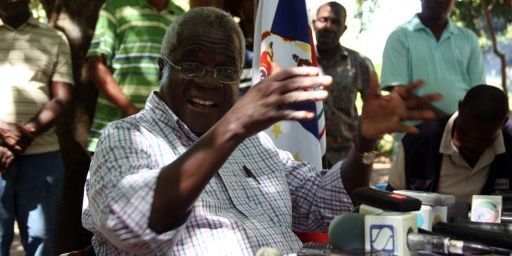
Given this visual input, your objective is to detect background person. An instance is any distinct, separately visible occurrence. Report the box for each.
[381,0,484,116]
[387,85,512,203]
[0,0,73,254]
[86,0,184,151]
[313,1,377,167]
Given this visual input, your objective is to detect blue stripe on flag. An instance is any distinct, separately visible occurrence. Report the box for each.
[288,102,320,139]
[270,0,310,44]
[270,0,320,139]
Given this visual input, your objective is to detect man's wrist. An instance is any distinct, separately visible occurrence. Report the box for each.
[355,122,378,164]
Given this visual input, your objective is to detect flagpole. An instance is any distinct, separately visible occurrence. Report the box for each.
[254,0,259,21]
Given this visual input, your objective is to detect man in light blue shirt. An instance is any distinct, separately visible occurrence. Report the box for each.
[381,0,484,116]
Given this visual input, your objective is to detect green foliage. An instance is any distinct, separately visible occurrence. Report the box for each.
[452,0,512,42]
[174,0,190,10]
[354,0,380,33]
[377,134,394,158]
[29,0,46,22]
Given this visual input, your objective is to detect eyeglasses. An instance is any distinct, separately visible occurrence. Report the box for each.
[162,56,239,84]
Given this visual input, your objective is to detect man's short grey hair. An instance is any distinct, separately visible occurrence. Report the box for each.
[161,7,245,70]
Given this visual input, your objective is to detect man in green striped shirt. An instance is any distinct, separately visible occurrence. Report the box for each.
[87,0,184,151]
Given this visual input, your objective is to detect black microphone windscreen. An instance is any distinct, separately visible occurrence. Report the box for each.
[351,187,421,212]
[328,213,365,251]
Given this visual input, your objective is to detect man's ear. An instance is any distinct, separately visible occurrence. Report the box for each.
[340,25,347,36]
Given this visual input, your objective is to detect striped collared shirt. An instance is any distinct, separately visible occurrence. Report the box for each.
[0,16,73,154]
[86,0,184,151]
[82,92,353,255]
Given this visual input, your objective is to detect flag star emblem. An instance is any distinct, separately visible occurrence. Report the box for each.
[271,123,283,139]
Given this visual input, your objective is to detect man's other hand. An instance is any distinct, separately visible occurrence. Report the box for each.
[361,80,443,140]
[0,121,33,154]
[0,146,15,173]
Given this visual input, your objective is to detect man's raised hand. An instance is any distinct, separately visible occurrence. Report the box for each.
[361,78,443,140]
[223,65,332,139]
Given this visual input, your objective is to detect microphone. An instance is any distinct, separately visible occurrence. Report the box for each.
[393,190,455,207]
[432,221,512,250]
[328,212,512,255]
[470,195,503,223]
[351,187,421,212]
[328,213,365,252]
[255,247,283,256]
[406,232,511,255]
[451,217,512,233]
[393,190,455,231]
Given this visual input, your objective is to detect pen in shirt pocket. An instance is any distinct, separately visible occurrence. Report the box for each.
[243,165,261,185]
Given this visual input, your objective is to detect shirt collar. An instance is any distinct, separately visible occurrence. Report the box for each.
[440,112,506,155]
[410,14,458,36]
[136,0,177,14]
[338,45,349,57]
[318,44,348,63]
[0,16,39,29]
[144,92,199,143]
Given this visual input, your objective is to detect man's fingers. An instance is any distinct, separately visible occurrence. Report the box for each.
[415,93,443,104]
[270,66,321,81]
[393,123,420,134]
[403,110,436,121]
[8,145,22,155]
[404,80,424,91]
[278,75,332,93]
[403,93,443,109]
[393,80,424,98]
[280,90,328,104]
[278,109,316,121]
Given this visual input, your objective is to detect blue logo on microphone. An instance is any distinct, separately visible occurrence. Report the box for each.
[369,224,395,253]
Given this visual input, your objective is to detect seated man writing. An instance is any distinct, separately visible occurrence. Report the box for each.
[82,7,439,255]
[388,85,512,203]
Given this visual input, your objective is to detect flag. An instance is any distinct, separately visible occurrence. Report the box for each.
[252,0,326,169]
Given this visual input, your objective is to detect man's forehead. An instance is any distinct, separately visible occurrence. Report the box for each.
[318,4,346,19]
[173,39,238,63]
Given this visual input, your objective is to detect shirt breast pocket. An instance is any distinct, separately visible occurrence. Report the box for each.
[218,160,292,225]
[29,57,54,86]
[218,169,267,218]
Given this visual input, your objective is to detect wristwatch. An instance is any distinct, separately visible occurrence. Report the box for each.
[361,150,378,165]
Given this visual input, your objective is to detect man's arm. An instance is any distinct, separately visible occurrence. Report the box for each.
[387,143,407,191]
[148,66,332,234]
[0,81,71,160]
[341,78,442,198]
[23,81,72,138]
[88,57,140,117]
[466,31,485,86]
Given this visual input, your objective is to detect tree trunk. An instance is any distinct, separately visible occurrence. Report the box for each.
[481,0,508,92]
[39,0,105,253]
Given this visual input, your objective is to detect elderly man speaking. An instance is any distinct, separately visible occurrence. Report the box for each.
[82,7,440,255]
